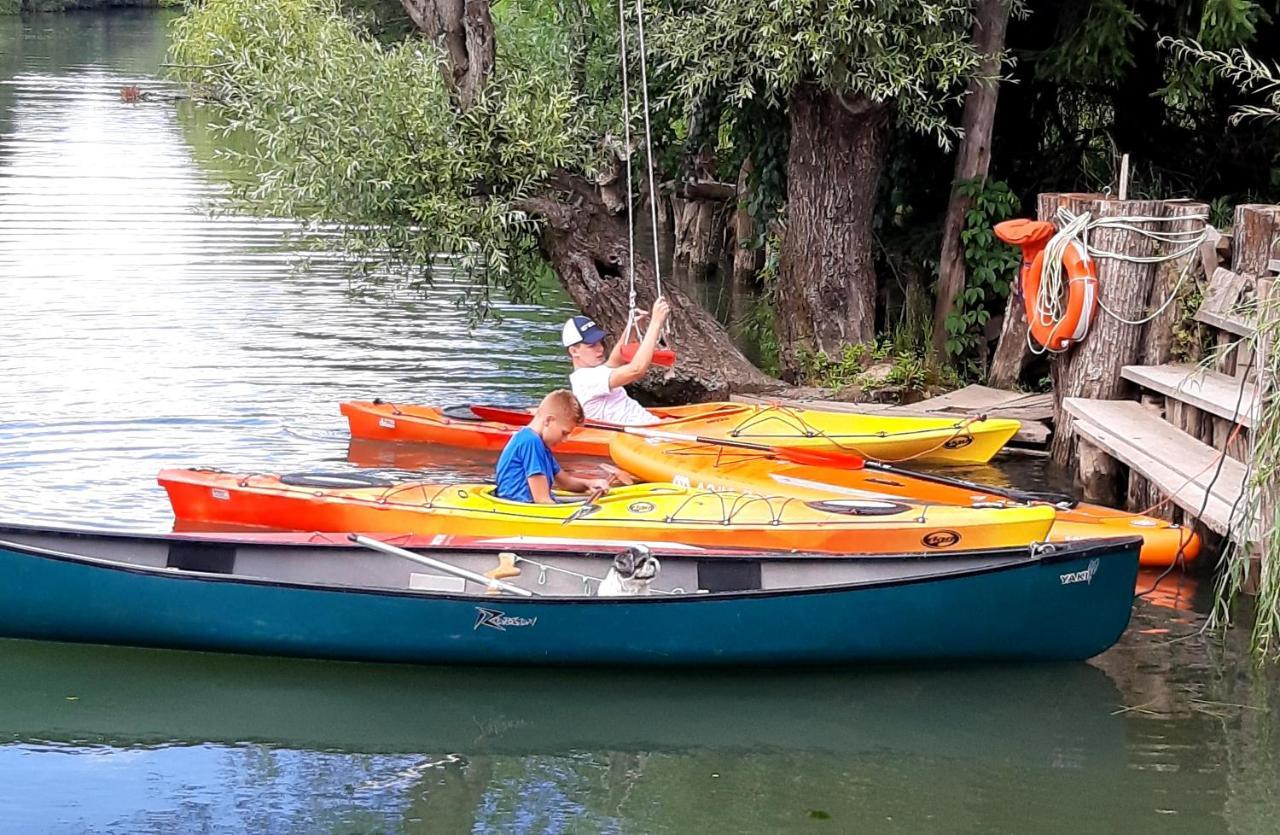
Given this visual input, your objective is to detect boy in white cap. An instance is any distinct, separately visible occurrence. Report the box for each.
[562,298,670,425]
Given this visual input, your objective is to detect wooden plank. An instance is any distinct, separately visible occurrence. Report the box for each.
[1120,363,1258,428]
[1062,398,1251,536]
[1195,267,1257,336]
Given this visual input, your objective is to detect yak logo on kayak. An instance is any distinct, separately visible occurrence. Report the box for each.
[922,529,961,549]
[943,435,974,450]
[378,417,396,429]
[474,607,537,632]
[1059,558,1101,586]
[628,501,656,514]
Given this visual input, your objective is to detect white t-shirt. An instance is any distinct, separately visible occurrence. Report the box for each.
[569,365,660,425]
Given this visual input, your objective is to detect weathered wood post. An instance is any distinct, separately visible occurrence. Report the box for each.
[1049,198,1166,506]
[1128,199,1210,515]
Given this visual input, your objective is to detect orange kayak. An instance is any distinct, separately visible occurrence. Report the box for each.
[341,400,1019,464]
[158,468,1057,556]
[608,434,1199,568]
[340,401,752,456]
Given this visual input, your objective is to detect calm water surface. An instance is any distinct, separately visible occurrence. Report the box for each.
[1,10,1277,834]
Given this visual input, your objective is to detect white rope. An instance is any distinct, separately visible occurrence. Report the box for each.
[616,0,639,343]
[1028,207,1209,355]
[633,0,663,305]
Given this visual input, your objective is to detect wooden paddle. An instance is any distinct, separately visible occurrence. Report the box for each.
[469,405,866,470]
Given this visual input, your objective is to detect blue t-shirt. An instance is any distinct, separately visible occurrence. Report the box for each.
[494,427,561,502]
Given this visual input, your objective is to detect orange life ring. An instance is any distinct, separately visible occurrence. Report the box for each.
[994,219,1098,351]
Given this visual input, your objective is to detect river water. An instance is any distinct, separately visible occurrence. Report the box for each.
[1,9,1277,834]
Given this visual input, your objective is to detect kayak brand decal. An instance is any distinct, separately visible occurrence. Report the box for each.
[474,607,537,631]
[378,417,396,429]
[921,529,961,549]
[670,474,740,494]
[943,435,974,450]
[628,501,655,514]
[1059,558,1101,586]
[211,488,230,501]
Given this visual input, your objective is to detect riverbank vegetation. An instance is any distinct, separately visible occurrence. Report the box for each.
[170,0,1279,393]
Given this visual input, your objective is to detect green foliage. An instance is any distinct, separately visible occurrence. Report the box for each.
[1212,288,1280,657]
[942,179,1020,380]
[1164,37,1280,124]
[796,340,959,395]
[170,0,611,313]
[652,0,982,150]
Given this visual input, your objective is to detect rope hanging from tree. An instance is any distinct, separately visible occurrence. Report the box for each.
[615,0,675,366]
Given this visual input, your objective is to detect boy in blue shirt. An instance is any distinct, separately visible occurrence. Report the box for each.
[495,389,612,503]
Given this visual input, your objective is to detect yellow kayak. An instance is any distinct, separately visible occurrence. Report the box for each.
[608,433,1200,567]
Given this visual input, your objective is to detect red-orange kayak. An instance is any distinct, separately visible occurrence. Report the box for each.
[340,400,751,456]
[158,468,1058,556]
[341,400,1020,464]
[608,433,1200,568]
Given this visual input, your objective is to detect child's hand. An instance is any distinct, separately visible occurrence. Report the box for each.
[650,298,671,328]
[583,478,612,494]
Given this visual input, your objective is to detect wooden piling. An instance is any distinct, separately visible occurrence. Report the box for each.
[1049,197,1166,465]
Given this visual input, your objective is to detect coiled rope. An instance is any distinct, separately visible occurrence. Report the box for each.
[1030,207,1209,355]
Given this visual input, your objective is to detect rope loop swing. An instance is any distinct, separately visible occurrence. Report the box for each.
[615,0,675,367]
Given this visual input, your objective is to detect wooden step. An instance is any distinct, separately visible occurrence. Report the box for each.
[1062,398,1252,536]
[1120,363,1258,428]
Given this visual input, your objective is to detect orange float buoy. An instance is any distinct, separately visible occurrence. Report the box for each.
[995,219,1099,351]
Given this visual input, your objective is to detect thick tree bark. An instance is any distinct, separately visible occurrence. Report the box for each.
[400,0,494,110]
[931,0,1011,361]
[520,176,775,403]
[776,86,888,379]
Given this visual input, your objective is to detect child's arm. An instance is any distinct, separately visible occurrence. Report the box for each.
[554,471,610,494]
[607,298,671,386]
[526,473,555,503]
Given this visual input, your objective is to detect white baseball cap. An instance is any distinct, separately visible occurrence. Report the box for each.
[561,315,607,347]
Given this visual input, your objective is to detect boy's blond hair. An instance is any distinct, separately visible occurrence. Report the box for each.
[538,389,585,425]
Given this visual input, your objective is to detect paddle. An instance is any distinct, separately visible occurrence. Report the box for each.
[350,534,535,597]
[469,405,866,470]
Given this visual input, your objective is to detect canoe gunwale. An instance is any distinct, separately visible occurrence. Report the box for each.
[0,532,1143,606]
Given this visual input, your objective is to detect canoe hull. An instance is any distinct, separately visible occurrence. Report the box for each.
[0,530,1140,665]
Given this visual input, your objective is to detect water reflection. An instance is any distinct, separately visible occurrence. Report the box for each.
[0,638,1134,831]
[0,11,573,532]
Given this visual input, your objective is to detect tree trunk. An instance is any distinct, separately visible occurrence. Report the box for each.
[733,156,764,287]
[400,0,494,111]
[522,178,775,403]
[776,85,887,379]
[931,0,1011,362]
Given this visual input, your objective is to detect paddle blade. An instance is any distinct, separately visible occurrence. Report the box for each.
[469,405,534,426]
[618,342,677,367]
[777,446,865,469]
